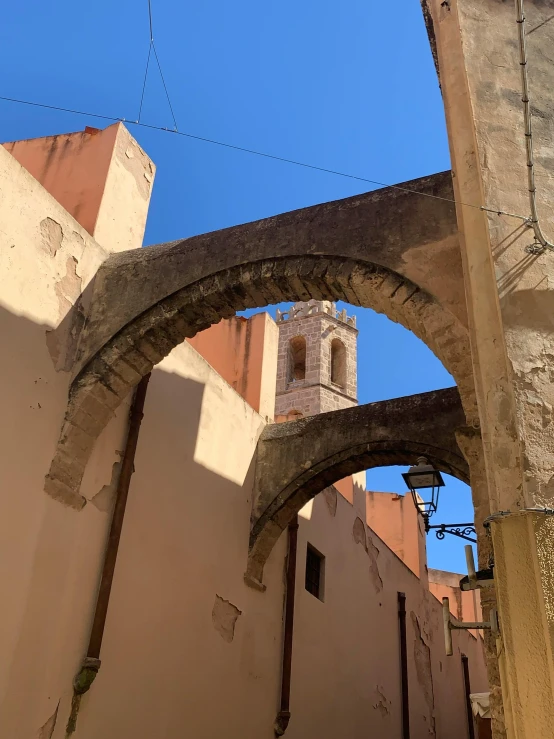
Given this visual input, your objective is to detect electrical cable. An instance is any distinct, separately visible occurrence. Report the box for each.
[139,0,178,130]
[515,0,554,253]
[151,42,178,131]
[484,507,554,526]
[0,93,532,222]
[137,42,152,124]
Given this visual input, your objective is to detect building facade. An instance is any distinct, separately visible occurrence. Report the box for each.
[0,124,490,739]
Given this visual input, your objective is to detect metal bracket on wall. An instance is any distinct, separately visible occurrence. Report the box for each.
[442,598,500,657]
[459,544,494,591]
[443,546,499,656]
[442,598,499,656]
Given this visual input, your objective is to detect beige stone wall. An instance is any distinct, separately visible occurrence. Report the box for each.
[426,1,554,734]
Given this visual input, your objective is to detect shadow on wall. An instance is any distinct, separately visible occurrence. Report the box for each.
[0,299,285,739]
[66,364,284,739]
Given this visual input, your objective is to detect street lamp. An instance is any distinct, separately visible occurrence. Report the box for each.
[402,457,476,543]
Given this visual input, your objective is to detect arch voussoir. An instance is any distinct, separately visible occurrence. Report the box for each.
[47,253,475,508]
[246,387,468,586]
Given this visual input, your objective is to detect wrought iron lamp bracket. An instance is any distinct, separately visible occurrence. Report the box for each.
[425,521,477,543]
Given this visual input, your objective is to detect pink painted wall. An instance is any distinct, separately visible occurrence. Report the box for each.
[188,313,278,419]
[293,489,488,739]
[429,568,483,629]
[2,122,154,253]
[3,126,117,238]
[366,490,427,580]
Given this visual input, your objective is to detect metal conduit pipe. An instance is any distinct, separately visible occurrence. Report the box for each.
[461,654,476,739]
[398,592,410,739]
[66,373,151,735]
[515,0,554,253]
[274,515,299,737]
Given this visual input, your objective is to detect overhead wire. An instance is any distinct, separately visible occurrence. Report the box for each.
[151,43,178,131]
[515,0,554,253]
[137,43,152,124]
[0,92,533,223]
[139,0,178,130]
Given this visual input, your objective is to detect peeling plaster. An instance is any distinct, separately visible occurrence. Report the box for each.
[212,595,242,643]
[40,217,63,256]
[90,460,122,511]
[38,702,59,739]
[411,611,436,737]
[367,535,383,594]
[322,486,337,517]
[372,685,391,718]
[352,518,383,593]
[352,517,368,551]
[46,256,85,372]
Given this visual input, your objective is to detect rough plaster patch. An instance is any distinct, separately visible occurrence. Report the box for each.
[353,517,368,551]
[55,256,82,307]
[38,702,59,739]
[322,486,337,516]
[46,257,85,371]
[372,685,391,718]
[40,217,63,256]
[117,136,152,200]
[212,595,242,643]
[367,535,383,593]
[411,611,436,737]
[352,519,382,592]
[90,461,122,510]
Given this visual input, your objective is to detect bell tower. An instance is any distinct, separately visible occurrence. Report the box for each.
[275,300,358,418]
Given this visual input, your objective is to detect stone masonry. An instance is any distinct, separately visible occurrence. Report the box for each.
[274,300,358,417]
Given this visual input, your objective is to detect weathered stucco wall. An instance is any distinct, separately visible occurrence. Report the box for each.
[2,123,154,253]
[62,367,487,739]
[290,490,487,739]
[67,342,277,739]
[366,490,427,579]
[428,568,482,628]
[425,1,554,735]
[187,313,279,420]
[0,120,489,738]
[0,138,131,737]
[0,142,274,735]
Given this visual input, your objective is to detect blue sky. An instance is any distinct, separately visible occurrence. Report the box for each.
[1,0,474,571]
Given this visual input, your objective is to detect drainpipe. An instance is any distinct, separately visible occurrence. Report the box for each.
[398,592,410,739]
[461,654,476,739]
[67,373,151,734]
[274,515,299,737]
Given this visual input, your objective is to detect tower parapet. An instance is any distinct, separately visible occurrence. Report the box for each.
[276,300,356,328]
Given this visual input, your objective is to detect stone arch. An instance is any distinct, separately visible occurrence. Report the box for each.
[247,387,467,584]
[46,254,475,510]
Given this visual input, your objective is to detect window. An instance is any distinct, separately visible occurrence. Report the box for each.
[330,338,346,387]
[305,544,325,600]
[288,336,306,382]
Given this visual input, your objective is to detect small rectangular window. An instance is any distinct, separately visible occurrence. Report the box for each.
[305,544,325,600]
